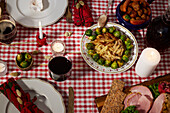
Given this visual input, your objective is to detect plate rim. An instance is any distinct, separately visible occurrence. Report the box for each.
[80,22,138,74]
[0,78,66,113]
[6,0,68,28]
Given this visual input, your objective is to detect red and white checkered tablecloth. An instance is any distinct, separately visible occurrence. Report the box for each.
[0,0,170,113]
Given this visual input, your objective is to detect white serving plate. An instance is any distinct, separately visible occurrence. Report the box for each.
[80,22,138,74]
[0,78,66,113]
[6,0,68,28]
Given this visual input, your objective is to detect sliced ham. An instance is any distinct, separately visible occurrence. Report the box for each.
[130,85,153,101]
[149,93,170,113]
[124,92,139,108]
[125,93,142,108]
[123,85,154,113]
[136,95,153,113]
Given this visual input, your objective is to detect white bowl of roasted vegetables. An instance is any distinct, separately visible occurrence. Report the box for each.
[80,22,138,74]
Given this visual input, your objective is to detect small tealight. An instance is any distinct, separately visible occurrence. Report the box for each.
[51,40,65,54]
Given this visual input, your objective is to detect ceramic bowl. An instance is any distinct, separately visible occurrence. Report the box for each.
[116,0,152,30]
[15,52,34,71]
[80,22,138,74]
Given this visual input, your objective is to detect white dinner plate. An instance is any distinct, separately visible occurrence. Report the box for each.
[80,22,138,74]
[0,78,66,113]
[6,0,68,28]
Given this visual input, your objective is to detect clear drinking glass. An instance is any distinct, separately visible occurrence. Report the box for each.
[0,15,17,43]
[0,59,7,76]
[48,54,72,81]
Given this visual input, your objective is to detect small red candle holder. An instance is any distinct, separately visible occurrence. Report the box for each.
[36,32,47,47]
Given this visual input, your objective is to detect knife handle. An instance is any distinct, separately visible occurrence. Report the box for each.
[68,87,74,113]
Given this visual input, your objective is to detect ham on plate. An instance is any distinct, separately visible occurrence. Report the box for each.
[149,93,170,113]
[124,92,142,109]
[124,85,153,113]
[130,85,153,101]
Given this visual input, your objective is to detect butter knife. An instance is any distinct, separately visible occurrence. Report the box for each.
[68,87,74,113]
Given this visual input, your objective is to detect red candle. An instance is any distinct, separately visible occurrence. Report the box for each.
[36,32,47,47]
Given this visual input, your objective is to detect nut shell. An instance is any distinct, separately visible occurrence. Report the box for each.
[17,97,23,105]
[16,89,22,97]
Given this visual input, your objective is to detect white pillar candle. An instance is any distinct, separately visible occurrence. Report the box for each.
[135,48,161,77]
[38,21,43,39]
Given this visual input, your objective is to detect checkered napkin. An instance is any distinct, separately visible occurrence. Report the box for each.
[0,78,44,113]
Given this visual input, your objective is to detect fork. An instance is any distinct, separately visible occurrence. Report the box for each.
[65,6,73,23]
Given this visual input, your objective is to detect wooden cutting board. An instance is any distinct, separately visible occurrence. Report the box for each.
[94,74,170,112]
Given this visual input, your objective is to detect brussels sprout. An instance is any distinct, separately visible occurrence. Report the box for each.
[125,39,132,46]
[113,31,121,38]
[125,41,130,46]
[124,50,131,56]
[134,110,139,113]
[20,61,29,68]
[122,55,129,62]
[126,38,130,41]
[88,35,96,41]
[117,60,124,67]
[85,29,93,36]
[86,43,94,50]
[111,61,118,69]
[120,35,126,42]
[88,50,95,56]
[102,27,107,33]
[97,58,105,65]
[95,28,102,35]
[104,60,112,67]
[92,53,99,61]
[126,44,134,50]
[108,26,116,33]
[123,14,131,21]
[17,53,24,62]
[121,105,138,113]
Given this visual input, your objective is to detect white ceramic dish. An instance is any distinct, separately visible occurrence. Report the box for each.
[6,0,68,28]
[80,22,138,74]
[0,78,66,113]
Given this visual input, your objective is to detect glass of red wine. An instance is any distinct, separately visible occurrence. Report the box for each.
[48,54,72,81]
[0,15,17,43]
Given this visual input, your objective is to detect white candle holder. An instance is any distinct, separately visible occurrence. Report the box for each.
[0,59,7,76]
[135,48,161,77]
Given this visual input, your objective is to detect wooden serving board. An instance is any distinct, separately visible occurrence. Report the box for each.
[94,74,170,112]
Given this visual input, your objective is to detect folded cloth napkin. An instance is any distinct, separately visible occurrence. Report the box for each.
[82,0,94,27]
[72,0,83,26]
[0,78,44,113]
[72,0,94,27]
